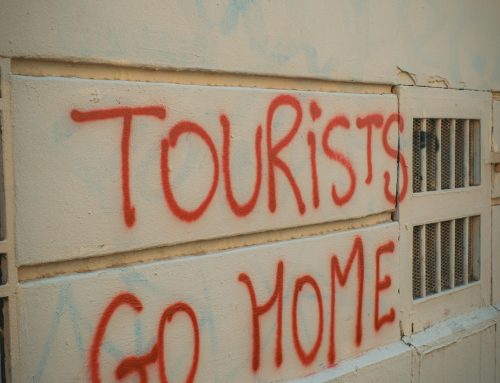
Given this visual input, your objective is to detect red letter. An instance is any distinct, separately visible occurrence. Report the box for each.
[292,275,323,366]
[115,346,158,383]
[374,241,396,331]
[309,100,322,122]
[356,114,383,185]
[161,121,219,222]
[382,113,408,204]
[267,95,306,214]
[322,116,357,206]
[220,114,262,216]
[89,292,143,383]
[328,236,364,365]
[238,261,284,371]
[157,302,200,383]
[307,131,320,208]
[71,106,167,228]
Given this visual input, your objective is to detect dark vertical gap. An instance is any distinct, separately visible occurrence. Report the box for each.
[0,256,6,286]
[469,120,481,186]
[0,298,6,383]
[468,216,480,282]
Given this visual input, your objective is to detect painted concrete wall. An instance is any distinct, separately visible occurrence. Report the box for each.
[0,1,499,383]
[1,1,500,90]
[12,77,398,264]
[19,224,399,382]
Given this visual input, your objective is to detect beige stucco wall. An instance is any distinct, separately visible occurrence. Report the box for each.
[0,1,499,382]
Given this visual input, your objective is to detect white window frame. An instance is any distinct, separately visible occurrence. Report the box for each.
[396,86,491,335]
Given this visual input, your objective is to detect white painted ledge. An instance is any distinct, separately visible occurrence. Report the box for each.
[292,306,499,383]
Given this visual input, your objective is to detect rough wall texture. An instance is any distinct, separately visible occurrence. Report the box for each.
[1,1,500,90]
[0,1,499,382]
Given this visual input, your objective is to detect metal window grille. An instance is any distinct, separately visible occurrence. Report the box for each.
[412,118,481,193]
[412,216,480,300]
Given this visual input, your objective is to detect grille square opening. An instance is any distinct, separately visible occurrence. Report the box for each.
[412,215,480,300]
[412,118,480,194]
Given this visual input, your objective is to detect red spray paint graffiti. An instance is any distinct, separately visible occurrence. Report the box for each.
[238,261,284,371]
[292,275,324,366]
[321,115,357,206]
[161,121,219,222]
[328,235,364,365]
[238,236,396,372]
[89,293,199,383]
[70,106,167,228]
[88,234,396,380]
[71,95,408,227]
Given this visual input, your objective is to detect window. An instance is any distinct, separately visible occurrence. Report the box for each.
[397,87,491,335]
[412,215,480,300]
[412,118,481,193]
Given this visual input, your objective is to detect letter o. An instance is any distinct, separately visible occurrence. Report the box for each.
[157,302,200,383]
[292,275,324,366]
[161,121,219,222]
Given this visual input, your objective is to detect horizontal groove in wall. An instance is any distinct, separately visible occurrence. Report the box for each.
[492,197,500,206]
[11,58,393,94]
[19,212,391,282]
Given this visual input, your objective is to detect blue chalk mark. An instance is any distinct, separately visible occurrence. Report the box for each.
[63,287,85,355]
[34,288,67,380]
[134,317,144,354]
[221,0,254,35]
[34,285,127,381]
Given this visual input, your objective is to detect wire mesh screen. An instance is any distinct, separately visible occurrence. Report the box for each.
[413,216,480,300]
[412,118,480,193]
[454,218,465,286]
[440,119,451,189]
[440,220,452,291]
[425,223,437,295]
[426,119,437,191]
[413,225,422,299]
[455,120,466,188]
[413,119,422,193]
